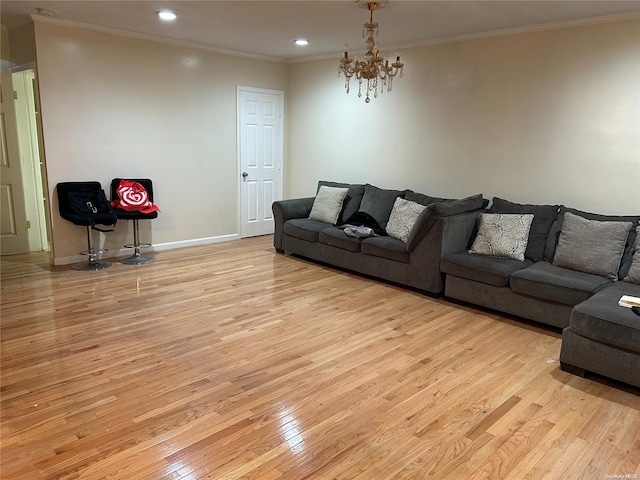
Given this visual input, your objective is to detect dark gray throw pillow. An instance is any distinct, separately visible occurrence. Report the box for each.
[552,212,633,280]
[489,197,559,262]
[359,184,405,229]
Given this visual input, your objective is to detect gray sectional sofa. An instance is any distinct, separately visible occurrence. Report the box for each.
[273,187,640,388]
[440,198,640,388]
[272,181,487,295]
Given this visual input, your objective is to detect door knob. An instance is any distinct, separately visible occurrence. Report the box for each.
[242,172,248,178]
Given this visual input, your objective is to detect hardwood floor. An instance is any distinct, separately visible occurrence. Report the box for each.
[1,236,639,479]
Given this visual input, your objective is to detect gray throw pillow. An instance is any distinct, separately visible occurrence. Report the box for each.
[385,197,427,243]
[309,186,349,224]
[469,213,534,261]
[624,226,640,284]
[552,212,633,280]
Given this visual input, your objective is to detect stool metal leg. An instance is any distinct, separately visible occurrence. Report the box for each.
[74,226,112,271]
[120,219,155,265]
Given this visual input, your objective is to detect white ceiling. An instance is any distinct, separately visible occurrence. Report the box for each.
[2,1,640,62]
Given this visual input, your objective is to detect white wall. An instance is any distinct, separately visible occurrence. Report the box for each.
[32,21,288,262]
[288,20,640,214]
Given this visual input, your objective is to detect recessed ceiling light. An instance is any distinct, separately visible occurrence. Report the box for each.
[157,10,177,21]
[294,39,309,46]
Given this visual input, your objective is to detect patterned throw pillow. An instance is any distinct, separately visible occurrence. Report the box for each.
[385,197,427,243]
[309,186,349,224]
[469,213,534,261]
[624,226,640,284]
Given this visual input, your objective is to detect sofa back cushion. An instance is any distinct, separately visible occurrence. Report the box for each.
[624,226,640,284]
[404,191,449,206]
[359,184,405,229]
[489,197,559,262]
[545,207,640,278]
[552,212,633,280]
[317,181,365,224]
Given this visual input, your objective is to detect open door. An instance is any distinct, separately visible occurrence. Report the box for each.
[0,71,29,254]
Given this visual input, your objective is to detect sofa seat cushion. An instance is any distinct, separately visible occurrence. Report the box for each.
[570,282,640,353]
[319,227,362,253]
[510,261,612,306]
[284,218,330,242]
[441,252,532,287]
[361,236,409,263]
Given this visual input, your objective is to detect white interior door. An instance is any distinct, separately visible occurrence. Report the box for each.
[238,87,283,238]
[0,73,30,254]
[13,69,49,252]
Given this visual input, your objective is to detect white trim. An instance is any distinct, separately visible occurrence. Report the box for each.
[291,11,640,63]
[52,234,240,266]
[153,234,240,251]
[29,14,283,63]
[30,11,640,65]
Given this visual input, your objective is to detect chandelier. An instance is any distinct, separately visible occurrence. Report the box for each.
[339,1,404,103]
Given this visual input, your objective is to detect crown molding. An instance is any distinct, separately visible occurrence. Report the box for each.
[29,14,286,63]
[290,11,640,64]
[29,10,640,66]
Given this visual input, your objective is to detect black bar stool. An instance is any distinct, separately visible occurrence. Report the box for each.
[56,181,117,271]
[110,178,158,265]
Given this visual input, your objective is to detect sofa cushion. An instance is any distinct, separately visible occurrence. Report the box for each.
[570,281,640,353]
[318,181,365,224]
[469,213,534,262]
[283,218,329,242]
[404,194,487,252]
[431,194,487,217]
[552,212,633,280]
[309,186,349,224]
[441,252,532,287]
[510,261,612,306]
[624,226,640,284]
[319,227,362,253]
[359,184,405,229]
[385,198,427,243]
[489,197,559,262]
[404,191,449,206]
[544,207,640,275]
[361,236,409,263]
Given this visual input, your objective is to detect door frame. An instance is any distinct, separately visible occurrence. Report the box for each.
[236,86,284,238]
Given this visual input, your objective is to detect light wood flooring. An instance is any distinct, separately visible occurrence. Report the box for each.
[1,236,639,479]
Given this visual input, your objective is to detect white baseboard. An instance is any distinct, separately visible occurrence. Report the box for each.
[52,234,241,266]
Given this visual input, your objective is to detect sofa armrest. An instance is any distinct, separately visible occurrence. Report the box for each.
[406,194,486,252]
[272,197,315,251]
